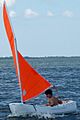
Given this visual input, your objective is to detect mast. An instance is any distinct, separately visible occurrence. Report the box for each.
[14,38,23,103]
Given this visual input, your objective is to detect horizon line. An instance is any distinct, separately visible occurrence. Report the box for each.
[0,55,80,59]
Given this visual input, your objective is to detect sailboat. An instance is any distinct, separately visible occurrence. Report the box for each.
[3,2,77,116]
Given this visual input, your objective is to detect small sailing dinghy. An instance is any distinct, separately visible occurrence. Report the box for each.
[3,2,77,116]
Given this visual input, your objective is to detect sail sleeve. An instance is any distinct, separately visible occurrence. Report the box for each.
[3,3,18,76]
[18,51,52,102]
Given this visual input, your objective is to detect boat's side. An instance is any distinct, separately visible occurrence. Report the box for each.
[9,100,77,116]
[36,100,77,114]
[9,103,35,116]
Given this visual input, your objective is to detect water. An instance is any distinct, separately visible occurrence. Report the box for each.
[0,57,80,120]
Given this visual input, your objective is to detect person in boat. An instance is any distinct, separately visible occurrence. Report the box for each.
[45,89,62,107]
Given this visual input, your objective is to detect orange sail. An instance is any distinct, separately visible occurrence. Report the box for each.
[3,2,52,102]
[18,51,52,101]
[3,3,18,76]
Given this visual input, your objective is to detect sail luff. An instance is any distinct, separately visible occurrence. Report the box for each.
[3,2,23,103]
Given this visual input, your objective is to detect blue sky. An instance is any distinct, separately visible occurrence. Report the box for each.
[0,0,80,57]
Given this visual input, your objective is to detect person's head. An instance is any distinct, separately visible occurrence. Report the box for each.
[45,89,52,98]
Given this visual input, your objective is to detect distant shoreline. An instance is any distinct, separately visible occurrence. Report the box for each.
[0,56,80,59]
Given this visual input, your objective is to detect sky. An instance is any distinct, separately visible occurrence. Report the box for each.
[0,0,80,57]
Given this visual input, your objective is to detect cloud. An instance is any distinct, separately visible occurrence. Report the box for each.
[9,11,16,18]
[25,9,39,17]
[47,11,54,17]
[0,0,15,7]
[63,10,73,17]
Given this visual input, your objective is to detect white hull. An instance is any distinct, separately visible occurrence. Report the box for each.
[9,100,77,116]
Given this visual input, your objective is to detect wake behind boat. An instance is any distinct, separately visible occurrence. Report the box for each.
[3,1,77,116]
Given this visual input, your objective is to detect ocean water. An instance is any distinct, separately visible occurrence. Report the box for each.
[0,57,80,120]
